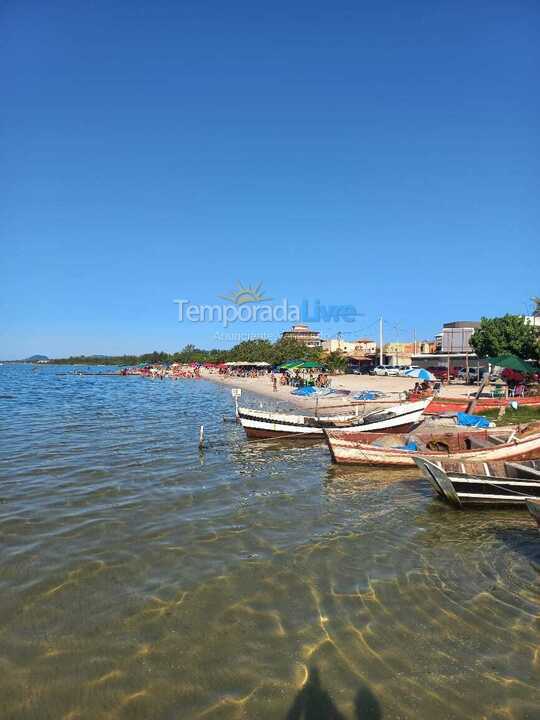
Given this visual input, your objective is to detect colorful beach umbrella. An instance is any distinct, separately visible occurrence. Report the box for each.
[404,368,436,381]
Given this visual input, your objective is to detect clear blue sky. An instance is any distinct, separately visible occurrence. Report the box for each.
[2,1,539,358]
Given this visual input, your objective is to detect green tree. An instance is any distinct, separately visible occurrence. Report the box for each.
[271,339,322,365]
[228,339,274,363]
[324,351,349,373]
[470,315,540,361]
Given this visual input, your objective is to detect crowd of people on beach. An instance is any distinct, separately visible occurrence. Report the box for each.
[122,364,201,379]
[270,370,330,391]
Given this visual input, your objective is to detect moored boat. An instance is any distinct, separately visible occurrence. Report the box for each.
[238,398,430,439]
[324,423,540,466]
[414,456,540,507]
[424,395,540,415]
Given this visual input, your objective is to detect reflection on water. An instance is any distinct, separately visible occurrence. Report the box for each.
[0,365,538,719]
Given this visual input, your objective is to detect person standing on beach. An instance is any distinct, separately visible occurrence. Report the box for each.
[272,373,277,392]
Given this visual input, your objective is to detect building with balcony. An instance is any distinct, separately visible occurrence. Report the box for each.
[322,337,377,356]
[383,342,415,365]
[355,338,377,356]
[280,324,322,348]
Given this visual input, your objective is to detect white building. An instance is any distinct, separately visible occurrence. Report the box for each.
[322,338,357,354]
[440,321,480,353]
[322,338,377,356]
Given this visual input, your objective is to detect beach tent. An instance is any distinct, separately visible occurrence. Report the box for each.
[488,355,540,374]
[225,361,271,367]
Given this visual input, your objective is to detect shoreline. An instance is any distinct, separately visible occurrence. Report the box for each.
[199,369,475,412]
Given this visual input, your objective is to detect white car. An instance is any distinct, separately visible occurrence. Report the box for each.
[370,365,400,376]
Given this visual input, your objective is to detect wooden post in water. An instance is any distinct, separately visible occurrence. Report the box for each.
[198,425,205,449]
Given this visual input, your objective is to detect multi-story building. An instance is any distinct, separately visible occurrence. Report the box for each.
[280,324,322,348]
[322,337,377,356]
[355,338,377,356]
[440,321,480,353]
[384,342,415,365]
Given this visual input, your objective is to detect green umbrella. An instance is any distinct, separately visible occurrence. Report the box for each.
[299,361,321,369]
[488,354,540,374]
[279,360,303,370]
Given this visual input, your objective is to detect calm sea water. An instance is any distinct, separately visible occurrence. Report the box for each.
[0,365,538,720]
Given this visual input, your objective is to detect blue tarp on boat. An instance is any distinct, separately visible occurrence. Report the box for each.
[456,412,491,428]
[291,386,316,396]
[352,391,377,401]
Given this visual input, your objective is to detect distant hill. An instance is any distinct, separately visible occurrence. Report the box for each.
[26,355,49,361]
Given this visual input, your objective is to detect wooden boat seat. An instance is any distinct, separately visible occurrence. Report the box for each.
[485,434,507,445]
[504,462,540,480]
[466,436,494,449]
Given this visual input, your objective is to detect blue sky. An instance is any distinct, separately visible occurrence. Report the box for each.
[2,1,539,358]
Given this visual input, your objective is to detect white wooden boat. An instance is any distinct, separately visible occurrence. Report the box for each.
[324,423,540,466]
[414,457,540,507]
[238,398,430,439]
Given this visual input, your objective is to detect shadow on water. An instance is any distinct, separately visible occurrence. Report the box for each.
[286,666,382,720]
[492,525,540,565]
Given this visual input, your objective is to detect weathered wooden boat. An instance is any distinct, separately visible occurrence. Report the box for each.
[414,457,540,507]
[238,398,430,439]
[526,499,540,526]
[324,423,540,466]
[424,395,540,415]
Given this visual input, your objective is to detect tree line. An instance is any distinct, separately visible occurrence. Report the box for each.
[47,314,540,367]
[48,338,349,369]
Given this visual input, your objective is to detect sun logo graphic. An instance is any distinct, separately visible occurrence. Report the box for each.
[220,282,272,305]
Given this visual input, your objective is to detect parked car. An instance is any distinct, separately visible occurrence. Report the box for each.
[348,364,376,375]
[426,366,459,381]
[456,368,490,383]
[370,365,400,376]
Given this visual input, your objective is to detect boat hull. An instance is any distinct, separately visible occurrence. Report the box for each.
[324,428,540,466]
[424,395,540,415]
[239,399,429,440]
[415,457,540,507]
[242,418,420,440]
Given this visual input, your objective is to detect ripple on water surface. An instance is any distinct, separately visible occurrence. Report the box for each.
[0,365,538,719]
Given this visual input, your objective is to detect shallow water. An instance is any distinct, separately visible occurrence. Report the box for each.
[0,365,538,719]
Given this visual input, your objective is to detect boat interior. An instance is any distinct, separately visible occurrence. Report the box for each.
[340,426,534,451]
[433,459,540,479]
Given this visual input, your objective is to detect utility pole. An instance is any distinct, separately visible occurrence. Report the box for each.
[379,317,384,365]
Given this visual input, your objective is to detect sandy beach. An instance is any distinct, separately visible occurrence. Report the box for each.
[200,368,475,410]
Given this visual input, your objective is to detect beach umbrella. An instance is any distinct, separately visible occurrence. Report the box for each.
[279,360,303,370]
[404,368,436,381]
[488,355,540,374]
[298,361,321,369]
